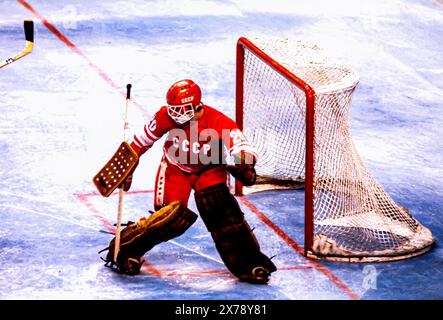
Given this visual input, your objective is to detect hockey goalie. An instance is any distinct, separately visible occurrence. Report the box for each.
[98,79,276,284]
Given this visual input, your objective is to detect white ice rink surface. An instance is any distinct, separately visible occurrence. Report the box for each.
[0,0,442,300]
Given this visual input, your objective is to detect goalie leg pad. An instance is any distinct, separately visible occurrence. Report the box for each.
[194,183,276,283]
[102,200,197,275]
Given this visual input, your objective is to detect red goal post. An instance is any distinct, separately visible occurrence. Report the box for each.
[236,37,316,256]
[235,36,434,262]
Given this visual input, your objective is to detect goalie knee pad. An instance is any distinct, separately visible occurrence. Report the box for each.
[194,184,276,283]
[100,200,197,275]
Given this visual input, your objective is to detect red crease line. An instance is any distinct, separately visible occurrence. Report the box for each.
[238,196,361,300]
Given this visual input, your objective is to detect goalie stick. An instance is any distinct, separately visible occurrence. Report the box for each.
[114,84,132,263]
[0,19,34,69]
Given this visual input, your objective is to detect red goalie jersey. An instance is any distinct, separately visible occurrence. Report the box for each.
[130,104,257,173]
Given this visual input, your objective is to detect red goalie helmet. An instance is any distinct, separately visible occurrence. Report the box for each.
[166,79,202,124]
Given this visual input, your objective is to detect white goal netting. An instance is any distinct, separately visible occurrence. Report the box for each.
[240,37,434,261]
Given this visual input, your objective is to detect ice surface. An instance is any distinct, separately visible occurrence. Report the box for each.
[0,0,442,300]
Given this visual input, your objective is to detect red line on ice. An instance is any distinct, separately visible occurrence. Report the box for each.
[75,190,320,279]
[74,193,116,234]
[25,0,359,296]
[239,197,361,300]
[76,189,154,198]
[17,0,151,120]
[76,187,359,299]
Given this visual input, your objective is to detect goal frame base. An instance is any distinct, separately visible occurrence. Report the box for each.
[235,36,434,260]
[307,244,434,263]
[240,176,305,195]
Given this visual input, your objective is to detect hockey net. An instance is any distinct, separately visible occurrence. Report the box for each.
[235,37,434,262]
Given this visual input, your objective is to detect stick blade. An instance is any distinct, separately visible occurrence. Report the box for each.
[24,19,34,43]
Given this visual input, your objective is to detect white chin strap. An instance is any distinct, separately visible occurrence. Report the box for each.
[167,103,196,124]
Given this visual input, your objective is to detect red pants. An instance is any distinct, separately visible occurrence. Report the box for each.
[154,156,228,209]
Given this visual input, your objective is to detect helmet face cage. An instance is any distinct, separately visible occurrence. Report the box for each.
[167,102,195,124]
[166,79,202,124]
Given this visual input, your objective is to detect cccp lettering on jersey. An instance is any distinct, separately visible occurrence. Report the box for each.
[172,136,211,155]
[165,126,223,166]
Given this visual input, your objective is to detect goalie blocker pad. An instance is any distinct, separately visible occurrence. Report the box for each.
[101,200,198,275]
[93,141,139,197]
[194,183,276,283]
